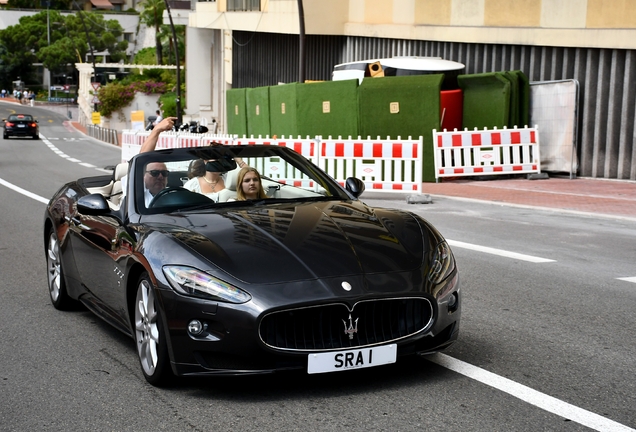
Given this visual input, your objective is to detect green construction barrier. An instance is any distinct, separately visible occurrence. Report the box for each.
[296,80,359,138]
[458,72,511,129]
[246,86,271,137]
[269,83,299,137]
[358,74,444,182]
[504,71,519,128]
[514,70,530,127]
[226,88,247,136]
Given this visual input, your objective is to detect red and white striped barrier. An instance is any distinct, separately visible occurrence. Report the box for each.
[433,126,541,180]
[176,133,203,148]
[200,134,236,146]
[232,136,319,182]
[318,136,423,193]
[120,131,423,193]
[121,131,150,162]
[156,131,178,150]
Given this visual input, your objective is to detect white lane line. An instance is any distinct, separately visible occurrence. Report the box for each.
[42,135,110,174]
[0,178,49,204]
[617,277,636,283]
[428,353,635,432]
[447,239,555,263]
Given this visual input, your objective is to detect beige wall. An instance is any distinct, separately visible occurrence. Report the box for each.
[415,0,451,25]
[484,0,541,27]
[541,0,587,28]
[364,0,393,24]
[190,0,636,49]
[587,0,636,28]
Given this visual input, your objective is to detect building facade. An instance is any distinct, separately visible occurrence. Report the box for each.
[184,0,636,180]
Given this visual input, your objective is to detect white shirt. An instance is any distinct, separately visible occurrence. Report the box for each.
[122,175,156,207]
[183,177,222,202]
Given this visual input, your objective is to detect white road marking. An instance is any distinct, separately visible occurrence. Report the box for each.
[0,178,49,204]
[427,353,636,432]
[617,276,636,283]
[447,239,555,263]
[41,135,110,174]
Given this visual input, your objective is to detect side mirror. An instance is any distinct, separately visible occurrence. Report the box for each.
[77,193,111,215]
[345,177,365,198]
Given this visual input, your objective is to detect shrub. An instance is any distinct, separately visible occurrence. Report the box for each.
[96,80,168,118]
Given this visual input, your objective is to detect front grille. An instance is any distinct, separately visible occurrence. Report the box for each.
[259,298,433,351]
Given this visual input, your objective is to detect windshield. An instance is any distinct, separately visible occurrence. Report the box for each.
[133,145,352,214]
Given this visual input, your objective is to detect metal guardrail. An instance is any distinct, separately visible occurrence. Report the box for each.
[86,124,119,146]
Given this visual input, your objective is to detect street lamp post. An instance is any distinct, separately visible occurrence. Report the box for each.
[47,6,51,101]
[65,75,72,119]
[163,0,182,125]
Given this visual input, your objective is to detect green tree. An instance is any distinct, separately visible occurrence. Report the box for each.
[0,10,129,82]
[139,0,165,65]
[158,23,185,65]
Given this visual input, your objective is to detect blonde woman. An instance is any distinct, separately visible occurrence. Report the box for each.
[236,167,267,200]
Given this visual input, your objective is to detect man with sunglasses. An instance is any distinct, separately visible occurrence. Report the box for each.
[143,163,170,206]
[121,117,177,206]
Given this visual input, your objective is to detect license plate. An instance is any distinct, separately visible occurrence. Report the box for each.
[307,344,396,374]
[17,124,25,128]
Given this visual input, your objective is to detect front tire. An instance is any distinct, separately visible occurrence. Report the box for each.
[134,273,172,386]
[46,228,74,310]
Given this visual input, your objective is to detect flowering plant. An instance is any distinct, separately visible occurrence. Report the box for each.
[96,80,167,118]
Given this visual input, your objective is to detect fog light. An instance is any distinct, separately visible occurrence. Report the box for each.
[188,320,204,335]
[447,292,458,312]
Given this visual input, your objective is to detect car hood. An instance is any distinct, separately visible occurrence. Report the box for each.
[146,200,428,285]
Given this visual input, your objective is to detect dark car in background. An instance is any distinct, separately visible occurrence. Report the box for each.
[44,145,461,386]
[3,114,39,139]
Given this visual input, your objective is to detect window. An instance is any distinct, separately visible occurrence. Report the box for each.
[227,0,260,11]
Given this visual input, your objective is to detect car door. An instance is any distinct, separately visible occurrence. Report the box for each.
[68,211,132,332]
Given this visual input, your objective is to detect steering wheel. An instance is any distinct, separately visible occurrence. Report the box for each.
[148,187,187,208]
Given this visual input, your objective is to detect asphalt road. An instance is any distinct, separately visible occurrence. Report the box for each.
[1,101,635,432]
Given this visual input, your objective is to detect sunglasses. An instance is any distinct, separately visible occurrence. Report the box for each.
[146,169,170,178]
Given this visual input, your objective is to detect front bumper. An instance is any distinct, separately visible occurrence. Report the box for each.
[155,278,461,377]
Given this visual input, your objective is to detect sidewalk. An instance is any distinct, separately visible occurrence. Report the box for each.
[418,176,636,221]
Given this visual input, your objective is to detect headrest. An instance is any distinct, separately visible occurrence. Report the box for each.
[114,162,129,181]
[225,166,242,191]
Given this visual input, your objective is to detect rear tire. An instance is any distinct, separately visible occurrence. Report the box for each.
[134,273,172,386]
[46,228,74,310]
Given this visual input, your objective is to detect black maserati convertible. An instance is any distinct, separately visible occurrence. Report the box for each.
[44,144,460,385]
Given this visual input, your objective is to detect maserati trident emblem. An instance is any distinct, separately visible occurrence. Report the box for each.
[342,314,359,340]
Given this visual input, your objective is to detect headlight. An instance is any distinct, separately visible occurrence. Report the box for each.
[428,241,455,284]
[163,265,251,304]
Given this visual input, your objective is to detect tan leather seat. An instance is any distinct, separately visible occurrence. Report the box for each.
[217,166,240,202]
[109,162,129,209]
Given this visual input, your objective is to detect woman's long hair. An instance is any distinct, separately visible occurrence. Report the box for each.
[236,167,267,200]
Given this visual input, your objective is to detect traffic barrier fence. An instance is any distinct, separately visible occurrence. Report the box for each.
[121,131,422,193]
[432,126,541,180]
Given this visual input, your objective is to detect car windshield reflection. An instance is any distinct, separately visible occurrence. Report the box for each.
[133,146,350,213]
